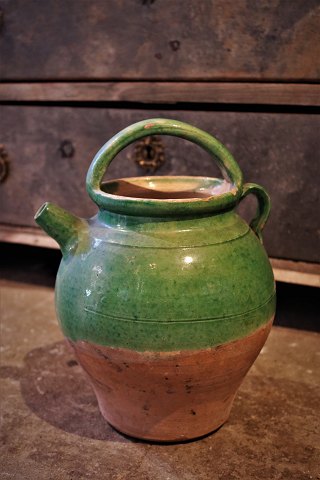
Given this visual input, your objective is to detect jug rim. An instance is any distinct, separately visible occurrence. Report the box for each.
[86,119,244,216]
[97,175,238,216]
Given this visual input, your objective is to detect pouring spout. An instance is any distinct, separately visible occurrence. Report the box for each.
[34,202,87,256]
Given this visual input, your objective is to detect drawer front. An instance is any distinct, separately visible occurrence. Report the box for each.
[0,105,319,262]
[0,0,319,81]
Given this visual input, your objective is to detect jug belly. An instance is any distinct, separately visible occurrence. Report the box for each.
[69,317,273,442]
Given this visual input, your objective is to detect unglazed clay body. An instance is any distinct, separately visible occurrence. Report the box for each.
[35,119,275,442]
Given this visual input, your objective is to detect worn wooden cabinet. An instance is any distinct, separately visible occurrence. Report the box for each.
[0,0,319,285]
[1,0,320,81]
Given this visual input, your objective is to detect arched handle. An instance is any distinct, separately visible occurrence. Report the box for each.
[86,118,244,212]
[240,183,271,242]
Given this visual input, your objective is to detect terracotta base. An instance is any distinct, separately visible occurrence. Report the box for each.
[69,319,273,442]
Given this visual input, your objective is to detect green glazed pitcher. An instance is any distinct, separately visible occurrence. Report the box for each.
[35,118,276,442]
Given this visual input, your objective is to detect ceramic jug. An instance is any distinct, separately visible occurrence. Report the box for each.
[35,118,276,442]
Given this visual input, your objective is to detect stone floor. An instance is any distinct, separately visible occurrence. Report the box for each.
[1,280,319,480]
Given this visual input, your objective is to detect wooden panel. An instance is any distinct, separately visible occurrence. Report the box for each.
[1,82,320,106]
[0,105,319,262]
[270,258,320,287]
[1,0,320,81]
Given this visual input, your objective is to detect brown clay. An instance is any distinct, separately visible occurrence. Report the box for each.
[69,319,273,442]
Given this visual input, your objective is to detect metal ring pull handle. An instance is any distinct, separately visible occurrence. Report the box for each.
[86,118,244,215]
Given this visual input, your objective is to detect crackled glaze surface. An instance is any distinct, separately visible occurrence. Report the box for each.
[55,208,275,351]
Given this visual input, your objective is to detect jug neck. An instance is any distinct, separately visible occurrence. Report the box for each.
[96,208,238,232]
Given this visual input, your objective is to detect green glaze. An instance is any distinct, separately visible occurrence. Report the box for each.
[35,119,275,352]
[86,118,244,216]
[241,183,271,241]
[35,202,88,256]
